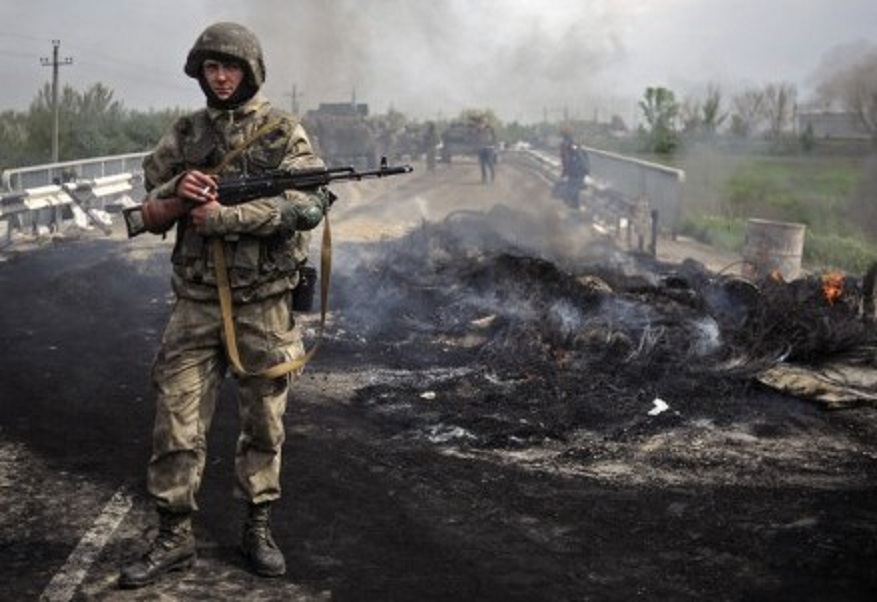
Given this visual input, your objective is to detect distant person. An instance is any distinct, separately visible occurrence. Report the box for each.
[423,122,438,172]
[559,130,576,179]
[476,117,497,184]
[558,131,589,209]
[118,22,330,588]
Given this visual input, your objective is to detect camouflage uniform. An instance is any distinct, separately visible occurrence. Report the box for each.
[142,31,327,514]
[119,22,322,587]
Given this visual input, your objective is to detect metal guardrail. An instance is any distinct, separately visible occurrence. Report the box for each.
[1,147,685,251]
[526,146,685,236]
[585,148,685,235]
[1,152,149,192]
[0,173,141,246]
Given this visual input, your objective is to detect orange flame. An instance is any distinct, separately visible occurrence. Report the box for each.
[821,272,844,305]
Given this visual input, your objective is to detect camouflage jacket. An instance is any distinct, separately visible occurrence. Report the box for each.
[143,94,326,303]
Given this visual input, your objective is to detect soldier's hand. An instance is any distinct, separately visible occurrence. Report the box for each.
[177,170,217,204]
[190,200,222,232]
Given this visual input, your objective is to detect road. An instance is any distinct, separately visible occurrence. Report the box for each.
[1,153,876,601]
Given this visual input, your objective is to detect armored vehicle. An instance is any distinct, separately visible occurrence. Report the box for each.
[439,120,482,163]
[302,103,381,169]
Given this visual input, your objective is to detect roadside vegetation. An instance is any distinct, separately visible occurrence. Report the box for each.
[677,144,877,274]
[0,83,186,169]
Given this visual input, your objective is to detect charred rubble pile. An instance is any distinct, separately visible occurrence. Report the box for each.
[331,206,876,379]
[325,206,877,445]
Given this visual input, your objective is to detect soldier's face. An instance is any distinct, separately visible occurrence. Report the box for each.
[202,59,244,100]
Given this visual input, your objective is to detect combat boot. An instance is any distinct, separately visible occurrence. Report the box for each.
[241,502,286,577]
[119,508,196,589]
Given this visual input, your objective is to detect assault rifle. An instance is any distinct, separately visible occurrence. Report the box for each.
[123,157,413,238]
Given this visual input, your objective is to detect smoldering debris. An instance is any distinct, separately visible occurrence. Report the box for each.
[331,206,877,408]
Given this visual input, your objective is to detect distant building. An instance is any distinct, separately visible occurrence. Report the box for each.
[312,102,370,118]
[797,111,870,140]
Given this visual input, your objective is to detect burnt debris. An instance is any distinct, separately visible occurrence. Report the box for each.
[331,207,877,383]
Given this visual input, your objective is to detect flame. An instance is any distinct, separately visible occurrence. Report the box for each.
[821,271,844,305]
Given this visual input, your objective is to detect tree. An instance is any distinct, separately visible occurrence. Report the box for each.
[25,83,59,162]
[731,87,766,139]
[680,98,703,138]
[762,82,797,143]
[122,108,185,151]
[1,82,187,171]
[73,83,126,157]
[638,86,679,154]
[815,42,877,145]
[680,84,726,142]
[0,110,30,170]
[700,83,727,138]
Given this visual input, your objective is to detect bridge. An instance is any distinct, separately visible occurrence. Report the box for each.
[0,147,684,250]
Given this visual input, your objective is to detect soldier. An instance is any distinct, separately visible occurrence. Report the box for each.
[559,130,576,179]
[476,116,497,184]
[423,122,438,172]
[558,130,589,209]
[119,22,330,588]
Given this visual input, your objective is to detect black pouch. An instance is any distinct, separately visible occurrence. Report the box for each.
[292,266,318,312]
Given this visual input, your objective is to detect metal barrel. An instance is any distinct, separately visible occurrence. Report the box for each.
[742,218,806,280]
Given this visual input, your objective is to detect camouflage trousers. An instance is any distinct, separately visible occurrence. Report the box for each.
[147,294,304,513]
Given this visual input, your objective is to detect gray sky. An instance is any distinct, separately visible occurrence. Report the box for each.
[1,0,875,124]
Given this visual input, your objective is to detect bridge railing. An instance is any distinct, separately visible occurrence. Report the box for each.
[0,173,143,246]
[1,152,149,192]
[584,148,685,236]
[525,145,685,243]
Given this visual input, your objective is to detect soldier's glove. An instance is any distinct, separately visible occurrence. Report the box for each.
[139,197,188,234]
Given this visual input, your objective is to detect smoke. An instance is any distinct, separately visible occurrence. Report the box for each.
[240,0,626,121]
[808,39,877,107]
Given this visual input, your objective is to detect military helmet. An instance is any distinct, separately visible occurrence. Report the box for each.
[184,22,266,88]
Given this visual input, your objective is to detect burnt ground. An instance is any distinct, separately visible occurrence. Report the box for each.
[1,154,877,601]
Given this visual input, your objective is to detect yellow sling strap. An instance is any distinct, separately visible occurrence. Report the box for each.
[208,117,331,378]
[212,118,285,173]
[212,218,330,379]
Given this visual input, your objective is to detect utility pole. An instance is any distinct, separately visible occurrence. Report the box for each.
[285,84,300,115]
[40,39,73,164]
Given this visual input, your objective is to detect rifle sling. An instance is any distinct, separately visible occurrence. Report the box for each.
[209,117,329,378]
[212,215,330,379]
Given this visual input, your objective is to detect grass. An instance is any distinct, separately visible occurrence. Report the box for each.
[677,148,877,275]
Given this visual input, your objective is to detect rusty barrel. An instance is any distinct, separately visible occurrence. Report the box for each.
[742,218,806,280]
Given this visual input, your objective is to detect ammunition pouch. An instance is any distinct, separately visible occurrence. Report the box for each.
[292,265,317,312]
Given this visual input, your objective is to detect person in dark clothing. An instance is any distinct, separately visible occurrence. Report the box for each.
[558,131,589,209]
[476,117,497,184]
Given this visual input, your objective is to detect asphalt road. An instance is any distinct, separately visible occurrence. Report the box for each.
[2,154,876,602]
[0,156,547,601]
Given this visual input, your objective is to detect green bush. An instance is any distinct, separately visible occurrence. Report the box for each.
[803,232,877,274]
[678,215,745,252]
[677,150,873,274]
[679,215,877,275]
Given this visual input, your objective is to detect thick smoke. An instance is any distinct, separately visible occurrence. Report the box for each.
[240,0,626,121]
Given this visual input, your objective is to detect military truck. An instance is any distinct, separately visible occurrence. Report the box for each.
[302,102,381,169]
[439,120,482,163]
